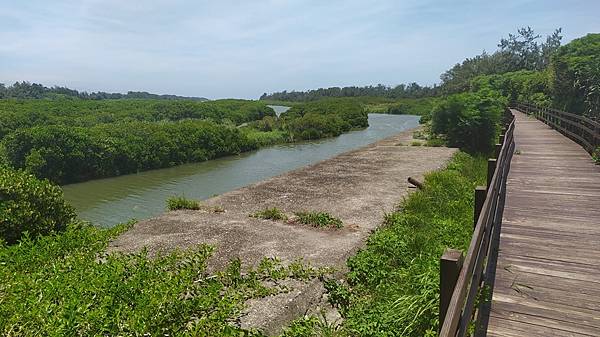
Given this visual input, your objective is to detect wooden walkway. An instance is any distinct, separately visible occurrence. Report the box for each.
[487,110,600,336]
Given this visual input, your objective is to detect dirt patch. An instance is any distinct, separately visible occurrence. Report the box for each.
[108,128,457,334]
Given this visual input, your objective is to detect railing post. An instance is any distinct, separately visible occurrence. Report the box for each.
[487,159,497,187]
[474,186,487,228]
[494,143,502,159]
[440,248,464,329]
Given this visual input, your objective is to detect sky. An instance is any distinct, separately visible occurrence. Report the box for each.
[1,0,599,99]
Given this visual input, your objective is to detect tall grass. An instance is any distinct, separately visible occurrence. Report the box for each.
[318,152,486,336]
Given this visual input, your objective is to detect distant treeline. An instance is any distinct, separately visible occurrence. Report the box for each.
[0,99,272,139]
[0,81,207,101]
[260,83,438,102]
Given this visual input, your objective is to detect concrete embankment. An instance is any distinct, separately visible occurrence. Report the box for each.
[109,128,457,334]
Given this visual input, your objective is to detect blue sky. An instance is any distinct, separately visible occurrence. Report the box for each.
[1,0,598,99]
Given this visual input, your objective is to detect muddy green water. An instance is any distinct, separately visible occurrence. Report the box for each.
[63,112,420,227]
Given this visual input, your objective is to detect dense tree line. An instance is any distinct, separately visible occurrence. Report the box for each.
[0,99,275,139]
[260,83,439,102]
[3,120,258,184]
[466,33,600,119]
[439,27,563,94]
[0,97,368,184]
[0,81,207,101]
[550,33,600,117]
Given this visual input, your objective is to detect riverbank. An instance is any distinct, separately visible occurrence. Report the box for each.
[109,127,457,334]
[63,114,420,226]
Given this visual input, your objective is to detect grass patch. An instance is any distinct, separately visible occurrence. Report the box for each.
[593,147,600,164]
[166,195,201,210]
[250,207,288,221]
[304,152,486,336]
[410,141,422,146]
[0,221,329,336]
[294,211,343,229]
[425,138,445,147]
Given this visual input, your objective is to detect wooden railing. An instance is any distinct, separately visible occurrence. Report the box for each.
[516,102,600,154]
[438,109,516,337]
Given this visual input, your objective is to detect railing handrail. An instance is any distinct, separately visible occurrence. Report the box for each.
[439,109,516,337]
[516,102,600,154]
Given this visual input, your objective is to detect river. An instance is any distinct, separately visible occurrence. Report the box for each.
[62,111,420,227]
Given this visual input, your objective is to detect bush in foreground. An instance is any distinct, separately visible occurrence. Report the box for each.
[0,166,75,244]
[0,221,328,336]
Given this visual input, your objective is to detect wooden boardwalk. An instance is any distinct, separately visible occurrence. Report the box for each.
[487,109,600,336]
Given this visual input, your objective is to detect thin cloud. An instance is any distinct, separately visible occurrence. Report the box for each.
[1,0,598,98]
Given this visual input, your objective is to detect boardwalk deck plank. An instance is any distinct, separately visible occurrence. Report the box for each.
[488,110,600,336]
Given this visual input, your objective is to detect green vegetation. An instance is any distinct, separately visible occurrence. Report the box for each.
[0,97,368,184]
[550,33,600,116]
[293,211,343,229]
[260,83,436,102]
[470,70,551,106]
[593,147,600,164]
[166,195,202,210]
[250,207,288,221]
[280,152,485,337]
[281,99,368,140]
[431,89,505,153]
[386,97,438,117]
[0,81,207,101]
[0,166,74,244]
[0,220,330,336]
[4,120,256,184]
[0,98,275,139]
[440,27,562,95]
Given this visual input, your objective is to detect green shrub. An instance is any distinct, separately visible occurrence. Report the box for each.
[250,207,288,221]
[593,147,600,164]
[0,221,327,336]
[328,152,486,336]
[431,90,504,153]
[294,211,343,228]
[166,195,201,210]
[0,166,75,244]
[281,99,368,140]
